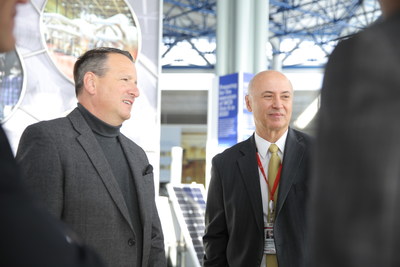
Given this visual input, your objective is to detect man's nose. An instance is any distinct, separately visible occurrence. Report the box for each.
[129,84,140,98]
[272,96,282,107]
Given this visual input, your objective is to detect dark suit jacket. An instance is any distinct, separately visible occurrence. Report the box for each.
[16,108,166,267]
[308,12,400,267]
[203,128,313,267]
[0,126,104,267]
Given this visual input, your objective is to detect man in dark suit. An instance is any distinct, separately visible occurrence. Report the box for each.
[16,47,166,267]
[308,0,400,266]
[1,0,104,266]
[203,70,313,267]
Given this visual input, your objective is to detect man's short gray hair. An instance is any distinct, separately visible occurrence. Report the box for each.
[73,47,134,96]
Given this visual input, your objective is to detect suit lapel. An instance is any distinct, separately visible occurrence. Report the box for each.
[119,135,155,255]
[237,136,264,232]
[276,128,305,215]
[68,109,134,231]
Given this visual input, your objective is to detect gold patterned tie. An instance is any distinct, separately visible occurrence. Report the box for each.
[268,144,281,204]
[266,143,280,267]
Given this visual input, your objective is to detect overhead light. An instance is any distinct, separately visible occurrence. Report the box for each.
[293,94,320,130]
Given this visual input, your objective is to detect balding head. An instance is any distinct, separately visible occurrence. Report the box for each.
[246,70,294,142]
[248,70,293,96]
[378,0,400,18]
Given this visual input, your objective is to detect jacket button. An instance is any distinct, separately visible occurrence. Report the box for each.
[128,238,136,246]
[128,238,136,247]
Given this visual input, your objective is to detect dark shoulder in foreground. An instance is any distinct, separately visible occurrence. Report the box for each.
[291,128,314,145]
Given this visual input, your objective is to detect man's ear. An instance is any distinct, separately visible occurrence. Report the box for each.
[245,95,252,112]
[83,72,96,95]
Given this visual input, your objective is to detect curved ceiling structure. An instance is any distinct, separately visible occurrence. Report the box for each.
[162,0,381,69]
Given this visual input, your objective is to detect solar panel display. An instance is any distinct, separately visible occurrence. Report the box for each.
[167,184,206,266]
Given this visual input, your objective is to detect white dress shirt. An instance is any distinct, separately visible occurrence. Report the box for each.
[254,130,288,267]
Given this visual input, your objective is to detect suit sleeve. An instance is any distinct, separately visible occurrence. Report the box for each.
[148,203,167,266]
[16,123,64,219]
[203,156,229,266]
[136,151,166,266]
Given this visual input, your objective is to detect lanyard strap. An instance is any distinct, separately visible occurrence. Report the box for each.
[256,152,282,202]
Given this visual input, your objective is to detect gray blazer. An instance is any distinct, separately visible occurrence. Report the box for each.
[203,128,313,267]
[16,108,166,267]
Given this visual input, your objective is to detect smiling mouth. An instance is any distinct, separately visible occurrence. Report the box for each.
[123,100,132,105]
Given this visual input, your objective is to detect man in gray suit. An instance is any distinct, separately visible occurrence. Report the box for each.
[16,47,166,267]
[308,0,400,266]
[203,70,313,267]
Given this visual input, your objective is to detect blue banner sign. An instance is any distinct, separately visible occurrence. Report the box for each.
[218,73,239,147]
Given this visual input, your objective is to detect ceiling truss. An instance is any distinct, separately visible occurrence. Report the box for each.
[162,0,381,69]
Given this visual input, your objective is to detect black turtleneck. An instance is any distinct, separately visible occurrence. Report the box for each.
[77,103,143,266]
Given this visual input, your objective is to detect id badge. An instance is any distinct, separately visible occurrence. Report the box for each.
[264,222,276,254]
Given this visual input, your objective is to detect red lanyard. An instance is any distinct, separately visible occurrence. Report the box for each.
[256,152,282,202]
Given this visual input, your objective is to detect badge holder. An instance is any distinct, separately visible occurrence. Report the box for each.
[264,200,276,254]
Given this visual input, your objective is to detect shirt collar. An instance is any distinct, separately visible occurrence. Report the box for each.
[254,129,288,160]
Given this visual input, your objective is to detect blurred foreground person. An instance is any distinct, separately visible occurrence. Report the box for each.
[309,0,400,266]
[0,0,103,266]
